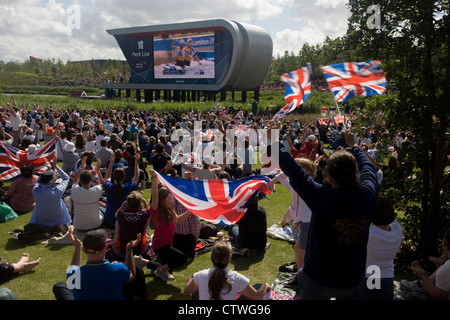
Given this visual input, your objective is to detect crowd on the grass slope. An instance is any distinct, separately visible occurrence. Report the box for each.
[0,94,448,301]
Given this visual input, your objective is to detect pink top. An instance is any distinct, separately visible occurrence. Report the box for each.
[149,207,175,251]
[9,175,38,212]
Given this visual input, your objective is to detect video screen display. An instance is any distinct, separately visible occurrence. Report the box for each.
[153,32,215,79]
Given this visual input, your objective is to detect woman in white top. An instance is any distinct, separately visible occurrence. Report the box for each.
[70,156,104,231]
[269,158,316,271]
[364,195,402,300]
[184,241,270,300]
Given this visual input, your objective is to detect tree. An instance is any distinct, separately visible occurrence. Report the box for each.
[347,0,449,258]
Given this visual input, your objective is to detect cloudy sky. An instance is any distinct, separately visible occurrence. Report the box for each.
[0,0,351,62]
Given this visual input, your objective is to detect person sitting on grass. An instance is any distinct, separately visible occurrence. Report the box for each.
[2,164,38,213]
[71,157,105,231]
[183,241,271,300]
[401,227,450,300]
[110,191,164,280]
[227,195,268,257]
[29,159,72,228]
[52,228,142,300]
[0,253,40,285]
[147,169,193,282]
[103,153,140,229]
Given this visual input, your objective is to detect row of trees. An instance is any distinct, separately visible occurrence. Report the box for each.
[267,0,449,260]
[346,0,449,260]
[0,58,130,84]
[265,36,357,84]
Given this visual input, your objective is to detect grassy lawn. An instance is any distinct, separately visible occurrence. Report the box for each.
[0,166,295,300]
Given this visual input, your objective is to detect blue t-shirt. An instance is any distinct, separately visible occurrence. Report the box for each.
[104,180,136,228]
[67,260,131,300]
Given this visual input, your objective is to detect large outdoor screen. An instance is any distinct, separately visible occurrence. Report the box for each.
[107,19,272,91]
[153,32,215,79]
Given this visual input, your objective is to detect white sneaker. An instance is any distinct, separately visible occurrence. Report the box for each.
[133,255,146,268]
[155,267,175,282]
[401,279,427,293]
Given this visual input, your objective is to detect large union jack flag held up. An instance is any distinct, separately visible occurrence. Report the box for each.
[156,173,272,225]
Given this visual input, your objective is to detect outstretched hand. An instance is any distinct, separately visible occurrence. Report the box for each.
[126,233,142,252]
[149,169,158,178]
[69,227,82,249]
[345,130,356,148]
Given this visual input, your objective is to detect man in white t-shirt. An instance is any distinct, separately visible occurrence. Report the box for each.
[402,228,450,300]
[70,157,104,231]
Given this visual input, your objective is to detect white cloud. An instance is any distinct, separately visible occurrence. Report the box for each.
[0,0,351,62]
[272,28,324,57]
[269,0,350,57]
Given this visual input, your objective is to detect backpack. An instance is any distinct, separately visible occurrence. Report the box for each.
[0,202,18,223]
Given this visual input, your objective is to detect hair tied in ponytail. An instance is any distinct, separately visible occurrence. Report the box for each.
[216,263,226,269]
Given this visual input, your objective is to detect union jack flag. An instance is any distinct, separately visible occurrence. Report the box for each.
[321,60,387,103]
[273,64,312,121]
[0,138,57,181]
[232,124,252,138]
[232,124,252,131]
[199,129,216,142]
[156,173,272,225]
[317,118,330,126]
[172,152,202,166]
[331,114,349,127]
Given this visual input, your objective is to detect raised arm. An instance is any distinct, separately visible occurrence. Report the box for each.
[104,153,115,182]
[132,153,140,186]
[345,130,378,198]
[174,209,193,225]
[96,158,105,186]
[6,96,17,116]
[72,156,87,185]
[308,140,318,161]
[285,130,294,150]
[125,233,141,284]
[181,162,197,173]
[149,169,159,211]
[68,227,82,267]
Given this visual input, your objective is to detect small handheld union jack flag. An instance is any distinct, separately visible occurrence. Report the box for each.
[321,60,387,103]
[273,64,312,121]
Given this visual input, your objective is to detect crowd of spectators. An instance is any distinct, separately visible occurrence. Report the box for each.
[0,94,447,301]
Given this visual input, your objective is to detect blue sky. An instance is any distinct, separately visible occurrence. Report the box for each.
[0,0,351,62]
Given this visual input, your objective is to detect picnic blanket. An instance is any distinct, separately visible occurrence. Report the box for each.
[9,223,69,244]
[44,227,115,245]
[237,283,295,300]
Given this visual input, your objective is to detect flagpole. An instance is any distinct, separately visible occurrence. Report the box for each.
[334,99,342,115]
